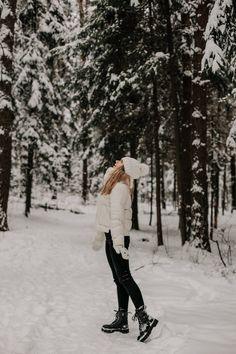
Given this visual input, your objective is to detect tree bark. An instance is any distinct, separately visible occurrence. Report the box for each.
[210,160,219,238]
[152,74,163,246]
[191,0,210,251]
[210,178,214,240]
[25,145,34,217]
[147,0,163,245]
[173,163,177,209]
[154,121,163,246]
[0,0,17,231]
[79,0,89,205]
[180,8,192,241]
[214,165,219,228]
[162,0,187,245]
[78,0,85,27]
[222,164,227,215]
[231,155,236,211]
[130,138,139,230]
[149,151,154,226]
[160,158,166,209]
[132,179,139,230]
[82,157,88,203]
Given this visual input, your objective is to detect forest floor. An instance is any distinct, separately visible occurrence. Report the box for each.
[0,198,236,354]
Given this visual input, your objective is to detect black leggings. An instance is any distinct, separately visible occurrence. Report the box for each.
[105,230,144,311]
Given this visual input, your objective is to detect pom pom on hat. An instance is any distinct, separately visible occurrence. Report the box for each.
[122,157,149,179]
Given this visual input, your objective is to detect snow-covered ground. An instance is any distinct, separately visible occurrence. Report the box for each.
[0,199,236,354]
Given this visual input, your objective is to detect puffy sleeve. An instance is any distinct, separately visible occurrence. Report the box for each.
[110,183,129,247]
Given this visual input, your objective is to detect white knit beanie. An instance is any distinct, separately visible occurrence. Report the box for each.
[121,157,149,179]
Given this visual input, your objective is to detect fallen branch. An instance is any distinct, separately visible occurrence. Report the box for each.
[33,203,84,214]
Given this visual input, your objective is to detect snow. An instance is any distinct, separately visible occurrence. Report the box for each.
[0,41,12,60]
[0,25,11,43]
[205,0,232,36]
[227,135,236,148]
[227,118,236,148]
[191,184,204,193]
[131,0,139,6]
[192,110,202,119]
[202,39,225,73]
[28,80,42,109]
[0,200,236,353]
[0,4,12,20]
[0,93,13,111]
[183,70,192,77]
[192,138,201,146]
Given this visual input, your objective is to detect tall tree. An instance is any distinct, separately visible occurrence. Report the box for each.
[161,0,190,245]
[180,3,192,241]
[13,0,74,214]
[191,0,210,251]
[0,0,17,230]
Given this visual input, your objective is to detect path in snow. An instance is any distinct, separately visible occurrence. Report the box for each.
[0,202,236,354]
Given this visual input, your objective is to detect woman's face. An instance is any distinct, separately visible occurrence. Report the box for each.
[113,160,123,169]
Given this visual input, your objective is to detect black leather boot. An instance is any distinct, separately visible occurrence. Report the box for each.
[132,305,158,342]
[101,309,129,334]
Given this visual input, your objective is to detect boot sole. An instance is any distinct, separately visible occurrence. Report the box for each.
[101,327,129,334]
[138,319,159,342]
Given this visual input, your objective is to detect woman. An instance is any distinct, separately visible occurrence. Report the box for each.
[92,156,158,342]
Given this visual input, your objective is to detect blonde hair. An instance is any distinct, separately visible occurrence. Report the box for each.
[100,166,133,198]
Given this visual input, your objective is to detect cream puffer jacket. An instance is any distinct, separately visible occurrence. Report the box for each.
[95,167,132,247]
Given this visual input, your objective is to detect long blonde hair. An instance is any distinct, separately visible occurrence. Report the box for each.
[100,166,133,198]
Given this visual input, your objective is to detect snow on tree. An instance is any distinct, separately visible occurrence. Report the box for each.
[0,0,17,230]
[12,0,77,214]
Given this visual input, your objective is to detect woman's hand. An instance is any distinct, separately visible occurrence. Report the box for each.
[113,245,129,260]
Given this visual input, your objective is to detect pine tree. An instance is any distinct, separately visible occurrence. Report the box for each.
[0,0,17,230]
[13,0,75,213]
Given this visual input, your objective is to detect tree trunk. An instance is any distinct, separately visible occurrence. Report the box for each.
[82,157,88,203]
[85,0,90,19]
[180,8,192,241]
[222,164,227,215]
[210,178,214,240]
[78,0,89,205]
[162,0,187,245]
[78,0,85,27]
[154,122,163,246]
[210,160,219,238]
[231,155,236,212]
[25,145,34,217]
[130,139,139,230]
[0,0,17,231]
[148,0,163,244]
[153,75,163,246]
[132,179,139,230]
[191,0,210,251]
[160,158,166,209]
[149,151,154,226]
[173,163,177,209]
[213,163,219,228]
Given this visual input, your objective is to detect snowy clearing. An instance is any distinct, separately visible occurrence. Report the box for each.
[0,201,236,354]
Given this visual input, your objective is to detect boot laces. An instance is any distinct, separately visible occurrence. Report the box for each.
[132,305,148,322]
[114,309,130,318]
